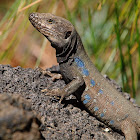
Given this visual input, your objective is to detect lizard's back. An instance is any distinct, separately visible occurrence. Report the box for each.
[71,49,140,133]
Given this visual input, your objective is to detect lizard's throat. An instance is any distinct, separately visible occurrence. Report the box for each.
[56,35,77,64]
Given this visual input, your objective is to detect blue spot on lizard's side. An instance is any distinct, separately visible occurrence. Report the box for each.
[110,101,114,106]
[98,89,103,94]
[94,107,99,111]
[100,113,105,117]
[74,57,85,68]
[109,120,114,125]
[84,94,91,100]
[82,68,89,76]
[90,79,96,87]
[74,57,89,76]
[83,100,89,104]
[83,94,91,104]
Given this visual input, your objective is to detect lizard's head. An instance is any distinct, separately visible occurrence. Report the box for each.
[29,13,75,54]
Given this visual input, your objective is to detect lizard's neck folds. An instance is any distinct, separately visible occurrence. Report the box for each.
[56,33,78,64]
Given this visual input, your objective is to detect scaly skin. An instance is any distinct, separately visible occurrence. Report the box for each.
[29,13,140,140]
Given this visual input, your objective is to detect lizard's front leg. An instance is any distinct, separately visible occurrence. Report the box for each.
[38,67,62,81]
[42,70,62,81]
[42,75,85,102]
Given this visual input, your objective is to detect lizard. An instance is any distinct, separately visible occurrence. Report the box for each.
[29,12,140,140]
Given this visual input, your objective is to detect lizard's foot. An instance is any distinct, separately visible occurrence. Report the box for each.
[42,70,62,81]
[41,88,67,103]
[38,67,62,81]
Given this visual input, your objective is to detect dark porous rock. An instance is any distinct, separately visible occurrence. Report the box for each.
[0,64,139,140]
[0,93,44,140]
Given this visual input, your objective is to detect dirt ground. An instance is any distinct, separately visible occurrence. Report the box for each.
[0,64,139,140]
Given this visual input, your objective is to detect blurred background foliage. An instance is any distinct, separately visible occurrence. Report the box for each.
[0,0,140,104]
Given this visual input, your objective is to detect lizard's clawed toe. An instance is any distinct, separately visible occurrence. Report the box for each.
[41,88,66,103]
[41,89,48,93]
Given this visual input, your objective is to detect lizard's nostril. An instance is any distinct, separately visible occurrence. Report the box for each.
[29,13,35,19]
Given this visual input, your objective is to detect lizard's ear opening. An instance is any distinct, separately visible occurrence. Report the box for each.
[65,31,72,39]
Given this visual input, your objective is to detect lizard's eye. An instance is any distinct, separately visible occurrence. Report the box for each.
[65,31,72,39]
[48,19,53,24]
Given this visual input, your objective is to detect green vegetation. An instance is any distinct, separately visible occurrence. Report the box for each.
[0,0,140,103]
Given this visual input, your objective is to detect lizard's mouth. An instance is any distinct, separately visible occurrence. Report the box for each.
[29,13,50,37]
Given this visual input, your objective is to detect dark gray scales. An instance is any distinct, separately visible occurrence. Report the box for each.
[29,12,140,140]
